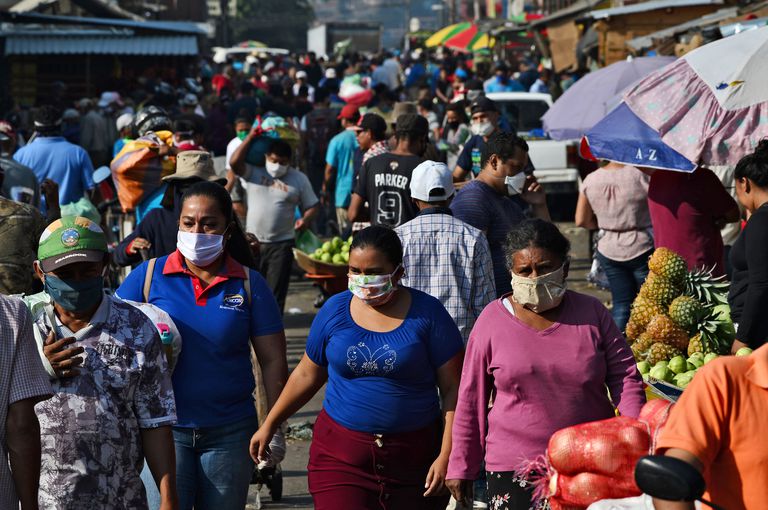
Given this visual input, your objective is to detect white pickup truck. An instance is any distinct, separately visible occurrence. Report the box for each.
[487,92,582,219]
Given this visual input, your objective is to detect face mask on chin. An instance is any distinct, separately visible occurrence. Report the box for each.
[510,264,567,313]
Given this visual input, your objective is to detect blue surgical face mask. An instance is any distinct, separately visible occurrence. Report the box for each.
[44,274,104,311]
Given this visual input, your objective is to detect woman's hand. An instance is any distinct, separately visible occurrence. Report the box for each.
[423,454,449,497]
[731,339,749,355]
[249,424,276,464]
[446,479,473,505]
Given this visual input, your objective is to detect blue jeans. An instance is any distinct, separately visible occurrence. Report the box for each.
[141,461,161,510]
[173,415,259,510]
[596,249,652,332]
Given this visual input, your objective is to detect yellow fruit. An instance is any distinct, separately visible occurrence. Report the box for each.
[625,320,645,341]
[647,342,682,365]
[648,248,688,286]
[639,273,683,307]
[629,295,667,329]
[646,315,689,352]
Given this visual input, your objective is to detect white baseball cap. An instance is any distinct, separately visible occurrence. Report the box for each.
[116,112,134,132]
[410,161,455,202]
[325,67,337,79]
[295,70,308,80]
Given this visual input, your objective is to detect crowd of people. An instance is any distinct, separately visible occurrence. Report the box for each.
[0,47,766,510]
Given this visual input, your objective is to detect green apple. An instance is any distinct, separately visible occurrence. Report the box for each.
[668,356,687,375]
[673,372,694,389]
[332,254,344,264]
[650,364,674,383]
[341,252,349,263]
[704,353,719,364]
[687,356,703,369]
[320,253,332,263]
[322,241,333,252]
[636,361,651,375]
[314,248,323,257]
[736,347,753,356]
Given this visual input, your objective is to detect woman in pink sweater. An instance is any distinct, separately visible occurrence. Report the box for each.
[446,219,645,510]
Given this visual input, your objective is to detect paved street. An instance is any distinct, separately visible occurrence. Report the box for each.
[246,223,610,509]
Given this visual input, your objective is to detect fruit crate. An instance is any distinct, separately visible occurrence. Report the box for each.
[293,249,348,277]
[645,379,683,402]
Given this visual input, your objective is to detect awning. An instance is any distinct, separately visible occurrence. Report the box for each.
[4,34,199,56]
[625,7,738,51]
[589,0,723,19]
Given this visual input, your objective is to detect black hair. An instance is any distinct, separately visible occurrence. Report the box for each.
[481,131,529,168]
[173,118,197,135]
[267,139,293,159]
[445,102,469,124]
[240,81,255,94]
[350,226,403,267]
[234,116,254,126]
[504,219,570,270]
[180,181,257,269]
[735,139,768,188]
[298,85,309,97]
[34,105,62,134]
[418,98,433,112]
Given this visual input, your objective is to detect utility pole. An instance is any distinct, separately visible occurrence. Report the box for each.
[220,0,230,47]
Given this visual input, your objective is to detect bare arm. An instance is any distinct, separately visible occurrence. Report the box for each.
[452,165,469,182]
[347,193,369,223]
[230,130,258,177]
[575,191,598,230]
[424,352,464,497]
[651,448,703,510]
[250,354,328,461]
[251,331,289,410]
[7,399,42,510]
[321,163,335,204]
[141,426,178,510]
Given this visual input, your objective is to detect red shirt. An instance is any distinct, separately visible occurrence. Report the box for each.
[647,168,736,276]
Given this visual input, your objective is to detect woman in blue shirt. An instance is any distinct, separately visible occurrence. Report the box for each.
[118,181,288,510]
[250,226,464,509]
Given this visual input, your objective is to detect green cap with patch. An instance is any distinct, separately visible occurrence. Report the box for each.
[38,216,108,272]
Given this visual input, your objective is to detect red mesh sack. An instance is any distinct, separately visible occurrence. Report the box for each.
[638,399,674,445]
[551,472,641,507]
[547,416,650,477]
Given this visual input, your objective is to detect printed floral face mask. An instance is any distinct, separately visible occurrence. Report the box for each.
[348,266,401,307]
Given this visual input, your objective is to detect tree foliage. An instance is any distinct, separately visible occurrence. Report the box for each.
[232,0,315,51]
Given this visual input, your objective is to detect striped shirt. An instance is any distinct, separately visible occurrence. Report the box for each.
[396,208,496,342]
[0,295,52,510]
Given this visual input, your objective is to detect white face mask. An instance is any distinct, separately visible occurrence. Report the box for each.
[265,160,289,178]
[511,264,567,313]
[471,121,494,137]
[348,266,401,307]
[177,231,224,267]
[504,172,527,196]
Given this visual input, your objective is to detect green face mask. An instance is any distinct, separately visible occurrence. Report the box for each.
[236,131,248,141]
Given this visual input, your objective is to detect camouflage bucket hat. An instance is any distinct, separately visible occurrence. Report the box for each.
[38,216,107,272]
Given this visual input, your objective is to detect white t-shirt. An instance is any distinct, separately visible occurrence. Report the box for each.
[225,136,243,171]
[242,165,319,243]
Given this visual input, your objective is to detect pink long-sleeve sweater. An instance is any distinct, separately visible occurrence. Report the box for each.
[447,291,646,479]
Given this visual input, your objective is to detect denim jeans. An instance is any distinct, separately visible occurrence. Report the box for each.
[140,461,161,510]
[173,415,259,510]
[596,249,652,332]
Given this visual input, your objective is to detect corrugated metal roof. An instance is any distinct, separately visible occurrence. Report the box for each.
[4,34,199,55]
[589,0,723,19]
[1,11,205,34]
[625,7,738,50]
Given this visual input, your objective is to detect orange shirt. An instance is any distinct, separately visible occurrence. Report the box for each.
[656,344,768,510]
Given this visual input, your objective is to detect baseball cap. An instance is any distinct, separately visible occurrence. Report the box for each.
[470,96,498,115]
[325,68,337,79]
[164,150,226,184]
[410,161,454,202]
[296,70,308,80]
[98,91,123,108]
[38,217,108,272]
[395,114,429,138]
[181,93,199,107]
[337,104,360,121]
[116,113,134,132]
[355,113,387,138]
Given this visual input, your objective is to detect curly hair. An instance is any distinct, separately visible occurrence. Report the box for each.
[504,219,570,271]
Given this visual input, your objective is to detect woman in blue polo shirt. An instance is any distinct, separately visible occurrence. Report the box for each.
[249,226,464,509]
[118,181,287,510]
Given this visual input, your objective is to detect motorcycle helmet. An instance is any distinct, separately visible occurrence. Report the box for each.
[133,106,171,137]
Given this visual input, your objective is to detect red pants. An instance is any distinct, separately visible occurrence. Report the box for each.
[308,409,450,510]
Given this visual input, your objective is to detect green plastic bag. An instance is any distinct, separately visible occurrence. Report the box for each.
[295,229,322,254]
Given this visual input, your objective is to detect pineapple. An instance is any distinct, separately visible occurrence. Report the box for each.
[639,273,683,307]
[668,296,704,333]
[625,320,645,341]
[646,314,689,351]
[684,266,729,306]
[691,308,735,355]
[631,333,654,361]
[687,333,704,357]
[648,248,688,286]
[647,342,682,365]
[629,295,667,329]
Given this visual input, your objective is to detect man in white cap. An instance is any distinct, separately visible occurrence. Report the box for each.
[113,112,134,157]
[394,160,495,343]
[292,70,315,102]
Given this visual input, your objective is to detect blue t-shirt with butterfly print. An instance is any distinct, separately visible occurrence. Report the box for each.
[305,288,464,434]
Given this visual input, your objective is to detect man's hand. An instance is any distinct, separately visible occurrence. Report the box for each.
[127,237,152,255]
[245,233,260,258]
[41,179,60,218]
[446,479,473,506]
[43,331,84,378]
[731,339,750,355]
[520,175,546,205]
[294,218,308,231]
